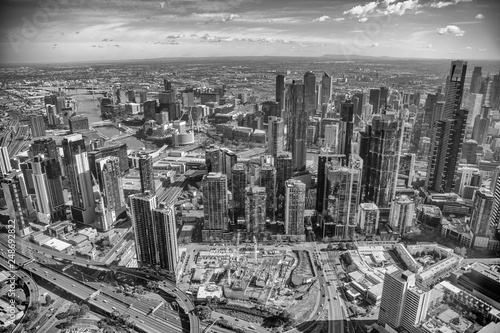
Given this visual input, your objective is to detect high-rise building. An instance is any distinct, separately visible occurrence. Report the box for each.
[260,164,276,221]
[203,172,229,232]
[304,71,317,116]
[320,72,332,106]
[276,152,293,221]
[324,124,338,151]
[95,156,126,230]
[88,143,129,177]
[231,163,247,223]
[470,66,483,94]
[31,155,65,224]
[29,138,59,160]
[324,165,361,239]
[369,88,381,114]
[262,101,281,124]
[138,154,155,194]
[68,115,89,134]
[389,195,415,234]
[29,115,46,138]
[401,286,431,333]
[284,179,306,236]
[378,270,416,330]
[276,74,285,112]
[268,116,284,157]
[492,72,500,110]
[339,100,354,163]
[489,167,500,233]
[1,170,30,236]
[205,146,222,173]
[316,154,346,214]
[287,81,308,172]
[62,134,95,225]
[153,203,179,274]
[362,113,403,210]
[245,186,266,236]
[130,192,157,268]
[380,86,389,108]
[0,147,12,175]
[470,188,494,247]
[353,92,364,125]
[358,203,379,236]
[424,93,438,125]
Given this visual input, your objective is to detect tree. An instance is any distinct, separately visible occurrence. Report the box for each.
[45,294,52,305]
[79,304,90,318]
[136,285,145,294]
[68,303,80,316]
[194,305,212,320]
[460,247,467,257]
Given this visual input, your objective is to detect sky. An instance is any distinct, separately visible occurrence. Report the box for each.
[0,0,499,64]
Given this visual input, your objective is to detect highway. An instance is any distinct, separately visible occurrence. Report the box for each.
[0,240,188,333]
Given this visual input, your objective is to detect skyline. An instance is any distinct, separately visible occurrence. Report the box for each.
[1,0,499,64]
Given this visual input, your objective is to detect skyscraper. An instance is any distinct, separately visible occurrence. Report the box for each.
[358,203,379,237]
[31,155,65,224]
[470,188,494,247]
[324,124,338,151]
[244,186,267,237]
[320,72,332,106]
[276,152,293,221]
[389,195,415,235]
[324,165,361,239]
[380,86,389,108]
[1,170,30,236]
[203,173,229,235]
[205,146,222,173]
[88,142,129,177]
[268,116,284,157]
[95,156,126,231]
[339,100,354,163]
[62,134,95,225]
[316,154,346,214]
[304,71,317,116]
[284,179,306,236]
[276,74,285,112]
[287,81,307,173]
[29,138,58,160]
[470,66,483,94]
[378,270,416,329]
[138,154,155,194]
[153,203,179,274]
[362,113,403,210]
[130,192,157,268]
[29,115,46,138]
[231,163,247,223]
[260,164,276,221]
[369,88,381,114]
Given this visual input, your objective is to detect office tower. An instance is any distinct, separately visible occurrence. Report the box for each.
[492,72,500,110]
[268,116,284,157]
[320,118,338,138]
[68,115,89,134]
[481,77,493,107]
[461,140,478,164]
[380,86,389,108]
[361,104,373,125]
[143,100,157,121]
[466,93,484,126]
[205,146,222,173]
[456,167,481,197]
[306,125,316,146]
[378,270,416,330]
[401,286,431,332]
[231,163,247,223]
[324,165,361,239]
[398,153,415,188]
[431,101,445,126]
[245,186,266,236]
[262,101,281,125]
[138,154,155,194]
[276,74,285,112]
[62,134,95,225]
[324,124,338,151]
[470,188,494,246]
[489,168,500,233]
[362,113,403,209]
[31,155,65,224]
[153,203,179,273]
[339,100,354,163]
[287,81,307,172]
[316,154,346,213]
[203,173,229,237]
[470,67,483,93]
[284,179,306,235]
[472,104,491,145]
[358,203,379,236]
[29,138,58,160]
[88,143,129,177]
[424,93,438,125]
[95,156,125,230]
[320,72,332,105]
[29,114,46,138]
[130,192,157,268]
[1,170,29,236]
[222,149,237,178]
[353,92,364,125]
[369,88,381,114]
[276,152,293,220]
[389,195,414,234]
[304,71,317,116]
[426,61,468,193]
[260,164,276,221]
[0,147,12,175]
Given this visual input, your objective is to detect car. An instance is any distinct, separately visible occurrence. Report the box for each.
[103,300,107,303]
[234,319,239,321]
[334,296,337,300]
[71,284,75,287]
[328,298,330,301]
[322,294,325,297]
[248,326,255,330]
[219,316,224,319]
[112,307,116,310]
[139,320,144,323]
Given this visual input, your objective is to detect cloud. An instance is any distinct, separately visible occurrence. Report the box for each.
[465,46,472,49]
[475,14,484,19]
[332,17,345,22]
[359,17,368,22]
[477,48,486,52]
[371,43,379,47]
[424,44,432,48]
[343,0,472,18]
[437,25,465,36]
[312,15,331,22]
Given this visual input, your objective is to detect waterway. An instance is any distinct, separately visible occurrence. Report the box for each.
[63,88,147,150]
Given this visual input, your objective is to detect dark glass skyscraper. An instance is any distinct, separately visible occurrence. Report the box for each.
[339,100,354,163]
[369,88,381,114]
[304,71,317,116]
[276,74,285,112]
[138,154,155,194]
[470,66,483,94]
[287,81,307,173]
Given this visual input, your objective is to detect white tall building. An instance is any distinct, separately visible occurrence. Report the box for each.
[401,286,431,332]
[389,195,414,234]
[31,156,52,224]
[153,203,179,274]
[358,203,379,236]
[285,179,306,236]
[0,147,11,175]
[324,123,338,151]
[268,116,284,157]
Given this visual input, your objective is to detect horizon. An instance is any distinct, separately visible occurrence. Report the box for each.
[1,0,500,64]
